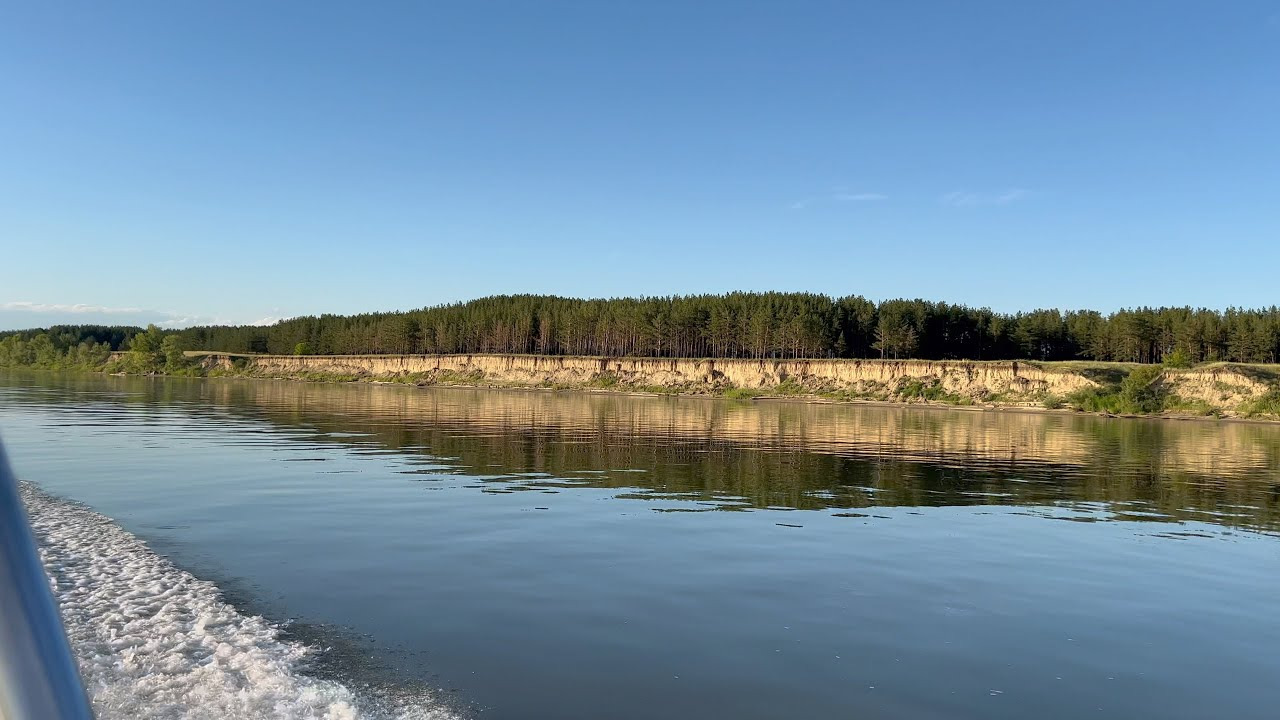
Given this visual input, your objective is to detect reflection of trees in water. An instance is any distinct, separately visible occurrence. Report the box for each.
[354,425,1280,533]
[11,372,1280,534]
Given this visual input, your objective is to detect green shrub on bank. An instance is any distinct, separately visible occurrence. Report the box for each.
[380,372,431,384]
[1120,366,1166,412]
[96,325,205,376]
[1164,395,1219,417]
[774,378,808,395]
[1243,388,1280,418]
[1066,387,1121,413]
[588,372,620,389]
[1067,366,1167,414]
[897,378,967,404]
[435,369,485,384]
[899,379,938,400]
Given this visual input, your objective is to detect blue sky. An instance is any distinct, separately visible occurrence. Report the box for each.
[2,1,1277,329]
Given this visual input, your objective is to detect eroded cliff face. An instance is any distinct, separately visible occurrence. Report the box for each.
[200,353,1099,401]
[1161,366,1277,409]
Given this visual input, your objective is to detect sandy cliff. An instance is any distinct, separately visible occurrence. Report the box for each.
[1161,365,1278,409]
[79,350,1262,420]
[195,352,1099,399]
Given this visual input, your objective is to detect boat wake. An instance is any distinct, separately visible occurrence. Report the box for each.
[19,482,460,720]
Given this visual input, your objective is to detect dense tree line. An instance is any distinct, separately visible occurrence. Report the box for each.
[0,325,132,369]
[4,295,1280,366]
[175,294,1280,364]
[0,324,196,374]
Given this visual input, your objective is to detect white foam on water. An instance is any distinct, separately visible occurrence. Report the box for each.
[19,482,461,720]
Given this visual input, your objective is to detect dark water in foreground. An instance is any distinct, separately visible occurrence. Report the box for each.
[2,371,1279,719]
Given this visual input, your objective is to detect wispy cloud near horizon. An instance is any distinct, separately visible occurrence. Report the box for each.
[0,301,284,331]
[790,190,888,210]
[940,189,1029,207]
[2,301,146,315]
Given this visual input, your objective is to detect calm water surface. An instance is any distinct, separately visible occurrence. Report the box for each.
[3,371,1279,719]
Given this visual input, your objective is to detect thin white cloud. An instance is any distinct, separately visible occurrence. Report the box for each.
[941,189,1029,207]
[790,191,888,210]
[1,301,146,315]
[154,315,217,328]
[0,301,284,331]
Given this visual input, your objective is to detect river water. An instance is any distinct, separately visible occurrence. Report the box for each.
[2,371,1278,719]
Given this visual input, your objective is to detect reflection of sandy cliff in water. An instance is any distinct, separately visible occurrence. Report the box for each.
[195,381,1280,533]
[11,371,1280,531]
[202,380,1280,482]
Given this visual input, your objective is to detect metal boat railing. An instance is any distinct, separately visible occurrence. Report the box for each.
[0,441,95,719]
